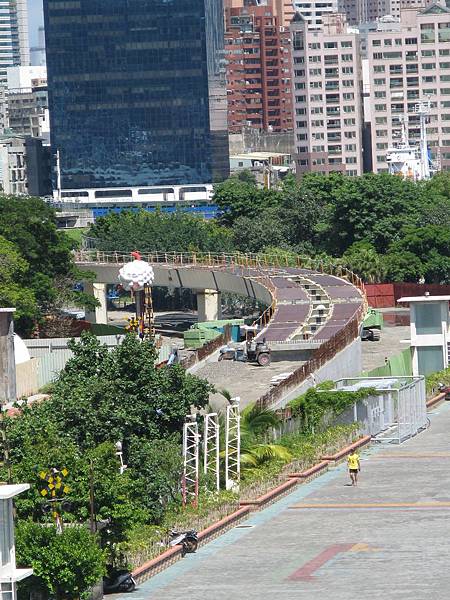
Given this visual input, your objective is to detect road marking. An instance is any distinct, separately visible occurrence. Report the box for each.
[290,502,450,509]
[372,453,450,458]
[288,543,354,581]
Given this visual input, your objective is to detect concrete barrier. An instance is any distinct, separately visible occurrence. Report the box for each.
[321,435,371,466]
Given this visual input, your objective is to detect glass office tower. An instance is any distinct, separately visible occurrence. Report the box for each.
[43,0,229,189]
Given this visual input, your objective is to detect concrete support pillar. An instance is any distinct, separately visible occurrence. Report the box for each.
[84,282,108,324]
[0,308,16,403]
[197,289,221,322]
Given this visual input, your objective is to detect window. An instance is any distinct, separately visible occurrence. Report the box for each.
[298,159,308,166]
[374,78,386,86]
[376,130,387,137]
[342,66,354,74]
[296,95,307,102]
[343,106,355,113]
[309,68,322,76]
[295,82,306,89]
[312,158,326,165]
[308,42,321,50]
[421,23,435,44]
[384,52,402,59]
[309,55,321,63]
[422,63,436,70]
[376,142,388,150]
[405,37,417,45]
[324,41,337,49]
[297,133,308,140]
[345,144,356,151]
[344,131,356,139]
[376,155,386,162]
[375,91,386,98]
[298,146,308,153]
[345,156,357,164]
[375,104,386,111]
[375,117,387,124]
[438,22,450,43]
[311,119,324,127]
[342,79,354,87]
[395,38,402,47]
[390,78,403,88]
[342,92,354,100]
[384,39,392,46]
[422,49,435,57]
[440,62,450,69]
[422,75,436,83]
[374,65,385,73]
[341,41,352,48]
[296,120,307,127]
[440,49,450,56]
[310,94,322,102]
[310,81,322,88]
[372,40,381,47]
[311,106,323,114]
[341,54,353,62]
[373,52,383,60]
[312,132,324,140]
[312,145,325,152]
[389,64,403,74]
[296,108,307,115]
[344,118,356,126]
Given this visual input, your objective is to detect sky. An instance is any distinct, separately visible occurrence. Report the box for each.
[28,0,44,46]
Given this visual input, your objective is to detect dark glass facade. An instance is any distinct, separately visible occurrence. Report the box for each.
[44,0,229,189]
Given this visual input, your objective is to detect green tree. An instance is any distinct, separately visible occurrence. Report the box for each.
[0,196,95,335]
[340,241,386,283]
[231,208,289,253]
[324,173,425,254]
[385,225,450,283]
[0,235,37,327]
[213,177,281,226]
[88,209,233,253]
[16,522,106,600]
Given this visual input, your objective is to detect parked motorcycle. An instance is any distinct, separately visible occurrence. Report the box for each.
[169,529,199,557]
[103,569,137,594]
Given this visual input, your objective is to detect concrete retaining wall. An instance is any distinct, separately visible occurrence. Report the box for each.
[272,337,362,409]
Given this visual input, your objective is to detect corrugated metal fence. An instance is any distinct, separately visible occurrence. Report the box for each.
[15,336,172,398]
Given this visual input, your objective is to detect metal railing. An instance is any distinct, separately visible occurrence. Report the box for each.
[73,249,367,400]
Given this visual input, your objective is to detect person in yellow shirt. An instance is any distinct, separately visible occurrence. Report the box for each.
[347,451,360,486]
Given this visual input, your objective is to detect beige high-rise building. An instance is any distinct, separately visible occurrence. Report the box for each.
[366,2,450,172]
[291,12,364,175]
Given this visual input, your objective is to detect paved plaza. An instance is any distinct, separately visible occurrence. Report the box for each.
[119,401,450,600]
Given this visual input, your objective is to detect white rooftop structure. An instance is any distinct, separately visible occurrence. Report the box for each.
[0,484,33,595]
[398,296,450,376]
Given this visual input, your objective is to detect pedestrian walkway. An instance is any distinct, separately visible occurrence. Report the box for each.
[121,401,450,600]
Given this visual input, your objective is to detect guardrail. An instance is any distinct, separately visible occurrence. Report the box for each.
[74,249,367,403]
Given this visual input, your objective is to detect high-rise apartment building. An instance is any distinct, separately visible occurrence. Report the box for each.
[0,0,29,83]
[291,12,364,175]
[366,2,450,172]
[44,0,229,190]
[225,3,293,132]
[292,1,339,29]
[338,1,391,24]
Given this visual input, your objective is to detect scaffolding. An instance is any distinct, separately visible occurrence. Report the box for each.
[225,398,241,491]
[182,419,199,507]
[203,413,220,491]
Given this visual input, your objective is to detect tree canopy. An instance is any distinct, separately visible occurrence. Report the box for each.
[88,209,233,253]
[0,195,95,335]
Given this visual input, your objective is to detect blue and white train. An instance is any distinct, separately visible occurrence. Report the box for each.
[51,183,219,219]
